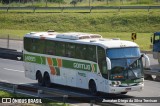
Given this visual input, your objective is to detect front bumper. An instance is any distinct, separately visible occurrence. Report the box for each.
[108,83,144,94]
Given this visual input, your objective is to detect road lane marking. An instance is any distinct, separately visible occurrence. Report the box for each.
[3,68,24,73]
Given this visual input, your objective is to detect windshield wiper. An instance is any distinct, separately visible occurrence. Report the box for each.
[125,57,142,79]
[127,67,138,80]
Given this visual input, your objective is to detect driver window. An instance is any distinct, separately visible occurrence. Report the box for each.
[102,60,108,74]
[97,46,108,79]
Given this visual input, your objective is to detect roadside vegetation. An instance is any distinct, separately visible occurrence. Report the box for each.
[0,10,160,50]
[0,0,160,51]
[0,12,160,32]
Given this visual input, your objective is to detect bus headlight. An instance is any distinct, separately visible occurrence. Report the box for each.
[138,82,144,85]
[110,81,121,87]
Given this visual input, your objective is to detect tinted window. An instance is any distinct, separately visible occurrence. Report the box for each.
[24,37,32,52]
[24,38,97,62]
[98,46,108,79]
[98,46,105,61]
[86,45,96,62]
[56,42,65,56]
[46,40,55,55]
[24,37,45,53]
[66,43,75,58]
[31,39,45,53]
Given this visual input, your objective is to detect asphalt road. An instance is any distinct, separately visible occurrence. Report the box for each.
[0,58,36,84]
[0,58,160,106]
[147,54,160,70]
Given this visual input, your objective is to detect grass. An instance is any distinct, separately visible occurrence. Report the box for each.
[0,12,160,32]
[0,90,69,106]
[0,10,159,50]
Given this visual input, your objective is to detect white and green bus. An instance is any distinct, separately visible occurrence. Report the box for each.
[23,31,150,95]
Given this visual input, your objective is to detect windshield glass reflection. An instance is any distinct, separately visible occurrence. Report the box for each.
[106,47,143,80]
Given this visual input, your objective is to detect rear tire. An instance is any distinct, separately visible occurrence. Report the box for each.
[37,72,44,86]
[44,73,51,87]
[89,80,97,96]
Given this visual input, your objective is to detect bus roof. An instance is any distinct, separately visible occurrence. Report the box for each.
[25,32,139,49]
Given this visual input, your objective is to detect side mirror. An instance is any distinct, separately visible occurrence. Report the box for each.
[106,57,111,70]
[141,54,150,68]
[150,37,152,43]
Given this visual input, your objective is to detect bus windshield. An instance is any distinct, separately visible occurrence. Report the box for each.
[106,47,143,80]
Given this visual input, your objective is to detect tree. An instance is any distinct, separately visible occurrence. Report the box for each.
[2,0,10,4]
[70,0,77,7]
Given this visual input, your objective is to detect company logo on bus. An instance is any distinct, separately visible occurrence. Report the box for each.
[25,56,36,62]
[73,63,90,71]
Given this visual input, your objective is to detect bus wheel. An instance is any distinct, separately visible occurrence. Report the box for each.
[37,72,44,86]
[44,73,51,87]
[89,80,97,96]
[121,92,127,94]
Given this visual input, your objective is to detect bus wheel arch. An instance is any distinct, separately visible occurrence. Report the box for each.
[43,71,51,87]
[88,79,97,95]
[36,70,44,86]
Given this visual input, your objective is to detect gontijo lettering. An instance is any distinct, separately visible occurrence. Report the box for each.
[73,63,91,71]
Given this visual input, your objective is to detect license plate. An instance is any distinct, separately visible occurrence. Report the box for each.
[125,88,131,91]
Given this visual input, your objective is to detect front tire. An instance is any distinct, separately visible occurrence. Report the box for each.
[89,80,97,96]
[121,92,127,94]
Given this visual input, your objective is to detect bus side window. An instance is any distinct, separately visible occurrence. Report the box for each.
[56,42,65,56]
[31,39,45,54]
[97,46,105,62]
[102,60,108,74]
[86,45,96,62]
[45,40,55,55]
[75,44,86,60]
[66,43,75,58]
[24,37,32,52]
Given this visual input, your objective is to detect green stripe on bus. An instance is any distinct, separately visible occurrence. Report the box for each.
[24,54,42,64]
[93,64,97,72]
[52,58,58,66]
[24,54,97,72]
[121,78,143,84]
[41,56,46,65]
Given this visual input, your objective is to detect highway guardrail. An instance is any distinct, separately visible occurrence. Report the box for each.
[0,81,119,105]
[0,6,160,13]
